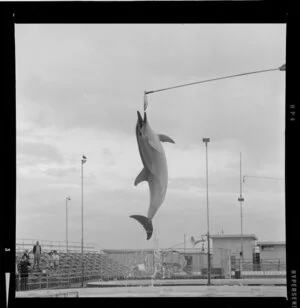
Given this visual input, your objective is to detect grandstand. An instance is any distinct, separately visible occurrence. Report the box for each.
[16,239,129,291]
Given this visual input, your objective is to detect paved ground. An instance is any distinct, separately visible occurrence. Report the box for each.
[16,284,287,298]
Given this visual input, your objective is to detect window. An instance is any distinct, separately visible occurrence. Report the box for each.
[185,256,193,266]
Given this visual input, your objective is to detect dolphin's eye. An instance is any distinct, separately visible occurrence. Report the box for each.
[138,126,143,136]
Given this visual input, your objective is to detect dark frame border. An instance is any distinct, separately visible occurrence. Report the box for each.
[1,2,295,308]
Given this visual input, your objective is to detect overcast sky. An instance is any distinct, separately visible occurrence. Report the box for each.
[16,24,286,250]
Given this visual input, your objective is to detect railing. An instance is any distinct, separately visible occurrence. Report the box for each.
[16,239,101,253]
[234,258,286,272]
[229,258,286,279]
[15,269,120,292]
[42,291,79,297]
[15,247,130,292]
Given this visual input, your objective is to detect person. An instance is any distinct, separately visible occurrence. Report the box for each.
[19,255,31,291]
[162,263,167,279]
[32,241,42,269]
[23,250,30,259]
[15,258,20,291]
[53,251,59,270]
[48,251,54,270]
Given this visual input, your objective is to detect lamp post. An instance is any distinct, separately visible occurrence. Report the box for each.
[65,196,71,252]
[203,138,211,286]
[238,152,245,278]
[81,154,87,287]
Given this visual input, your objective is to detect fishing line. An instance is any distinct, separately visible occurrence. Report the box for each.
[143,92,149,112]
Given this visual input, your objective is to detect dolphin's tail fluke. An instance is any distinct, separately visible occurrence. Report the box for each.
[130,215,153,240]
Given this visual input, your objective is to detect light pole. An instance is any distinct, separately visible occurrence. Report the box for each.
[238,152,245,278]
[242,173,284,274]
[81,154,87,287]
[203,138,211,286]
[66,196,71,252]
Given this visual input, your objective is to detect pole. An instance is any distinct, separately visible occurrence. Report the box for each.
[239,152,244,278]
[206,143,211,286]
[145,66,284,95]
[81,160,84,287]
[203,138,211,286]
[66,198,68,252]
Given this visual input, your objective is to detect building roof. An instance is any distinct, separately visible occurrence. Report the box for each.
[103,248,205,254]
[175,248,206,254]
[103,249,155,253]
[257,241,285,246]
[210,234,258,240]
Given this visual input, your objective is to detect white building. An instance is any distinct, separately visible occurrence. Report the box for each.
[257,241,286,260]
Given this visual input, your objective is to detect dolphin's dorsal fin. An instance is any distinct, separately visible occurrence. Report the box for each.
[134,168,149,186]
[158,134,175,144]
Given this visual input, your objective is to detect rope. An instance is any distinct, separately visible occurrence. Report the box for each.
[145,67,281,95]
[143,92,149,112]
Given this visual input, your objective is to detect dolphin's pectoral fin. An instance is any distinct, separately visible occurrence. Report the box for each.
[134,168,149,186]
[130,215,153,240]
[158,134,175,144]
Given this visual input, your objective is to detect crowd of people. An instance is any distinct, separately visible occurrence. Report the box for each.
[17,254,31,291]
[16,241,61,291]
[47,250,60,270]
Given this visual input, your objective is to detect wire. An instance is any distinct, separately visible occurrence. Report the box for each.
[167,242,185,250]
[243,175,284,182]
[145,67,281,95]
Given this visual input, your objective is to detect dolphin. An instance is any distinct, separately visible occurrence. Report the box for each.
[130,111,175,240]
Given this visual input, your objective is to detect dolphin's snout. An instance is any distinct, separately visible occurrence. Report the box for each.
[137,111,143,127]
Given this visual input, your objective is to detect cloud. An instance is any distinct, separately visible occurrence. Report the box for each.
[16,24,285,137]
[101,148,115,166]
[16,123,285,247]
[44,166,79,178]
[17,140,65,165]
[15,24,286,249]
[169,177,204,192]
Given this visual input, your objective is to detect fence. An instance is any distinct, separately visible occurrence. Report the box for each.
[18,291,79,298]
[103,248,213,279]
[15,247,129,292]
[46,291,79,297]
[241,258,286,272]
[235,258,286,278]
[16,238,99,253]
[103,249,287,280]
[16,269,108,292]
